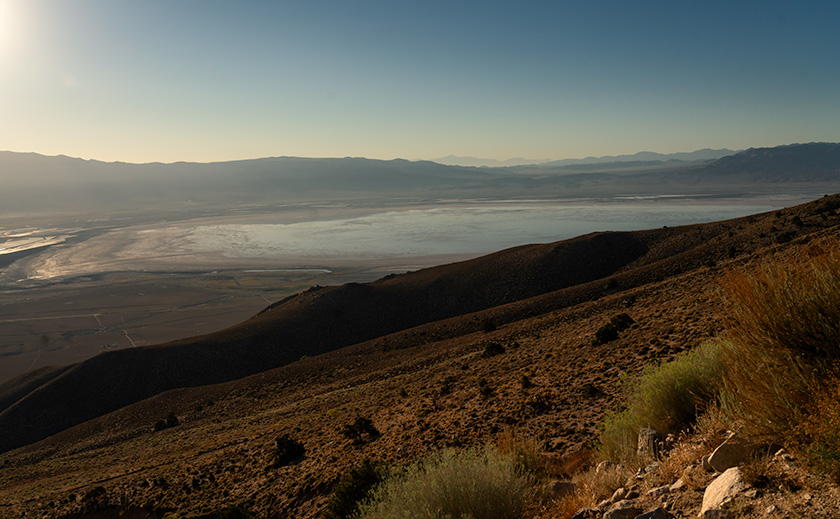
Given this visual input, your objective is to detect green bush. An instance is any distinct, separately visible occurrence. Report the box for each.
[598,342,724,463]
[359,446,534,519]
[323,459,389,519]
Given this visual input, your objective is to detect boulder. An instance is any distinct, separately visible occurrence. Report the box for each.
[699,467,745,516]
[646,485,670,499]
[571,508,600,519]
[604,500,643,519]
[708,433,760,472]
[611,487,628,503]
[635,507,669,519]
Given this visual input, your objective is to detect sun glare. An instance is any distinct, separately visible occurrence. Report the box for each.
[0,4,11,50]
[0,1,21,53]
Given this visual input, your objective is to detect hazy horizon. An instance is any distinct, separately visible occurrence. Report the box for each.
[1,1,838,164]
[0,145,738,166]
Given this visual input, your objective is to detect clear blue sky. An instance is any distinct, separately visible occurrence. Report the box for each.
[1,0,838,163]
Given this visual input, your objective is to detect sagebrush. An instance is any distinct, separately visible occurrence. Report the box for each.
[359,446,534,519]
[598,342,723,463]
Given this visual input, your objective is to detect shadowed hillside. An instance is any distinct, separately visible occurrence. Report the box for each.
[3,194,840,454]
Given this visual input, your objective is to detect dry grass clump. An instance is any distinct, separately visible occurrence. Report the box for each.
[798,377,840,482]
[495,429,544,477]
[718,238,840,440]
[544,463,630,519]
[358,446,535,519]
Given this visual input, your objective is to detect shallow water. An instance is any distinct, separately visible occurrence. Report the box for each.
[182,200,783,261]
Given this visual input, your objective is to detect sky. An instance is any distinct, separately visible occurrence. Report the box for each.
[0,0,838,164]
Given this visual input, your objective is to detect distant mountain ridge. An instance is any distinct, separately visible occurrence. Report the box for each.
[701,142,840,182]
[537,148,738,167]
[2,143,840,216]
[430,155,553,167]
[432,148,737,168]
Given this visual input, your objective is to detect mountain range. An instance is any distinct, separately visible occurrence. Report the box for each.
[431,149,736,168]
[2,143,840,216]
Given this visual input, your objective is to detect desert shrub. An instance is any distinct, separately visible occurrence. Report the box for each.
[592,324,618,345]
[154,413,179,432]
[359,446,534,519]
[592,314,634,346]
[342,416,380,445]
[323,459,389,519]
[598,342,724,463]
[495,430,543,477]
[775,230,795,243]
[215,504,255,519]
[478,378,493,397]
[482,318,497,332]
[482,342,506,357]
[270,434,305,467]
[610,313,634,331]
[556,462,629,514]
[438,376,457,396]
[798,378,840,482]
[717,239,840,440]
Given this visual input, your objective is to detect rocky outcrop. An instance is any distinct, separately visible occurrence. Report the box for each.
[706,433,761,472]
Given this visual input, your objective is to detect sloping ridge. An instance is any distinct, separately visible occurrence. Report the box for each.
[2,194,838,454]
[0,232,652,452]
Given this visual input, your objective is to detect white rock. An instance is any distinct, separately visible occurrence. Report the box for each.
[699,467,745,516]
[610,487,627,503]
[670,478,686,492]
